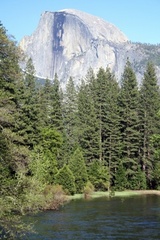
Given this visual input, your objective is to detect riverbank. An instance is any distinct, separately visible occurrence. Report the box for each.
[67,190,160,200]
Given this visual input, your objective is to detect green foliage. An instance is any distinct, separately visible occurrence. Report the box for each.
[40,127,63,157]
[119,59,140,184]
[139,62,160,186]
[151,120,160,189]
[62,77,78,154]
[50,74,63,131]
[81,67,121,188]
[55,165,76,195]
[77,77,99,162]
[88,160,110,191]
[83,181,95,197]
[69,148,88,193]
[29,146,58,184]
[30,127,63,184]
[101,68,121,186]
[40,74,64,132]
[0,129,10,180]
[42,184,67,210]
[0,172,44,239]
[16,58,41,148]
[153,162,160,190]
[0,22,33,238]
[114,162,127,191]
[128,166,147,190]
[151,133,160,160]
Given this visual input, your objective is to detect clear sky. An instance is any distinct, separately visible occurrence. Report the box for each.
[0,0,160,44]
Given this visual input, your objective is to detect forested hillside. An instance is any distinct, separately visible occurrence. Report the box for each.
[1,22,160,239]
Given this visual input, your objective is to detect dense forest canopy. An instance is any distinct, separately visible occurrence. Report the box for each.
[0,22,160,239]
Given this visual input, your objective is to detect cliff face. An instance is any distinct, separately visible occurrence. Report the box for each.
[20,9,160,87]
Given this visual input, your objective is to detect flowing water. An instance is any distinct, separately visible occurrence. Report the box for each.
[25,194,160,240]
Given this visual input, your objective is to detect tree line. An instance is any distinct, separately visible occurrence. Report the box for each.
[0,22,160,238]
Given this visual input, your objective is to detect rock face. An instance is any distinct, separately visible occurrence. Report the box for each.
[20,9,160,88]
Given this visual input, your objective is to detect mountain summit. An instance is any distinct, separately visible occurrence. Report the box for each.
[20,9,160,87]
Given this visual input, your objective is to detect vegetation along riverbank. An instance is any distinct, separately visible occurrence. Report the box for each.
[67,190,160,200]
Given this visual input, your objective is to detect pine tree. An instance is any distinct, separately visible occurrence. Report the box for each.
[62,77,78,154]
[77,79,99,163]
[55,165,76,195]
[38,78,53,127]
[16,58,41,148]
[129,165,146,190]
[150,111,160,189]
[30,127,63,184]
[114,162,127,190]
[69,148,88,193]
[139,62,160,187]
[93,68,109,162]
[50,74,63,131]
[0,22,29,171]
[0,23,19,130]
[102,68,121,188]
[88,160,110,191]
[87,67,121,188]
[0,22,33,238]
[118,60,140,189]
[0,128,10,183]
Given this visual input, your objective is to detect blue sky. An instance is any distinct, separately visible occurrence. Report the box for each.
[0,0,160,44]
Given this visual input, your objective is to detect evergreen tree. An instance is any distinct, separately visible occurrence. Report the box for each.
[0,128,10,184]
[0,23,19,131]
[62,77,78,154]
[87,67,121,187]
[114,162,127,190]
[77,79,99,163]
[102,68,121,188]
[50,74,63,131]
[0,22,29,172]
[118,60,140,189]
[129,165,146,190]
[151,111,160,189]
[55,165,76,195]
[139,62,160,187]
[93,68,109,162]
[69,148,88,193]
[16,58,41,148]
[0,22,33,238]
[88,160,110,191]
[39,76,65,166]
[153,162,160,189]
[30,127,63,184]
[38,78,53,127]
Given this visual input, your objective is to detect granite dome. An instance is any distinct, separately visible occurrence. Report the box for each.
[20,9,160,88]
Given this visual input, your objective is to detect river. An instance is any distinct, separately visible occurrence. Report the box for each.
[25,194,160,239]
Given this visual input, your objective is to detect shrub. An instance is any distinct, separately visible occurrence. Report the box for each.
[43,184,68,210]
[83,181,94,198]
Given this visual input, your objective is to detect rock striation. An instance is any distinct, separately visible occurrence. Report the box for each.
[20,9,160,88]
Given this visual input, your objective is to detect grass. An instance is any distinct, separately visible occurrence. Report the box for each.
[92,190,139,197]
[67,190,138,200]
[67,190,160,201]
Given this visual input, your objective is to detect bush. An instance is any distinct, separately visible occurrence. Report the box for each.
[83,181,94,198]
[43,184,68,210]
